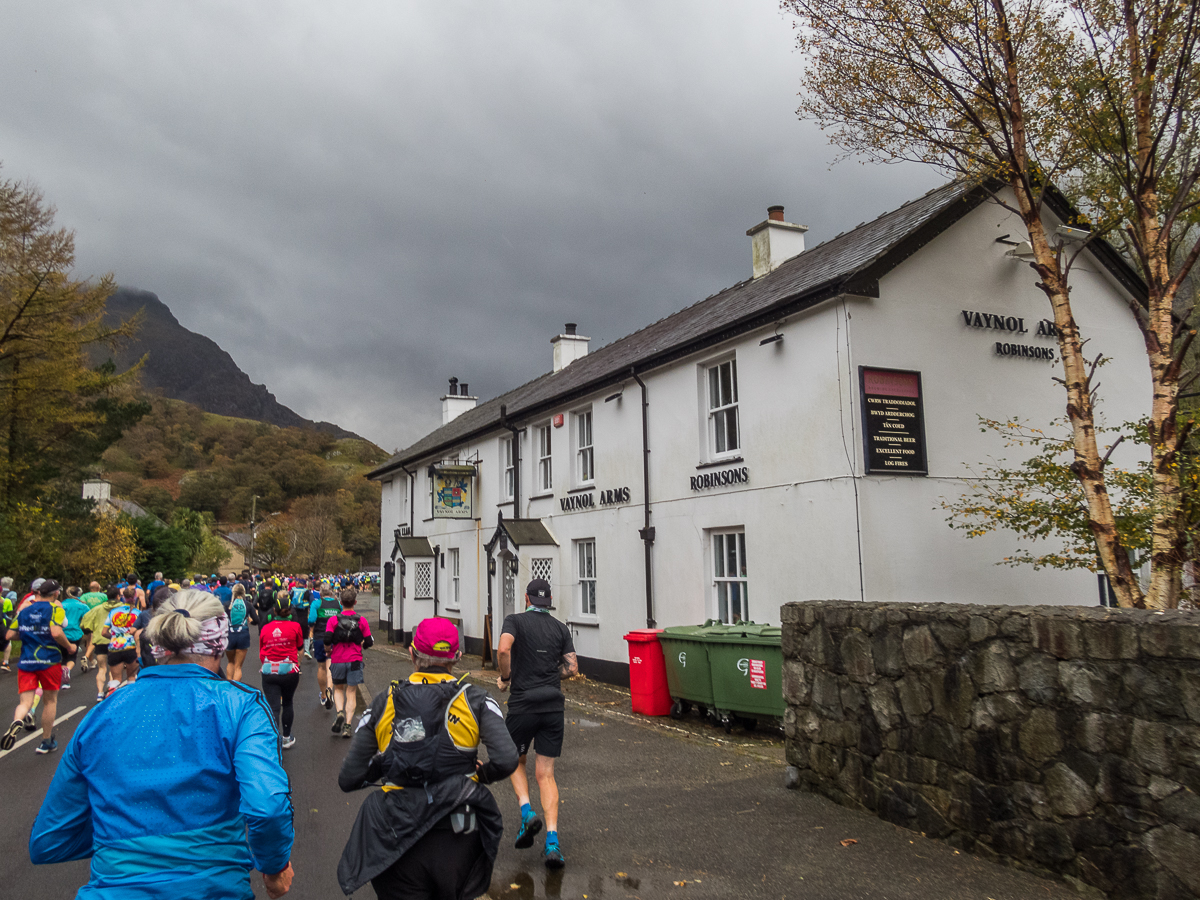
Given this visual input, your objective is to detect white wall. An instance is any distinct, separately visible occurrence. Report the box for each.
[377,193,1148,665]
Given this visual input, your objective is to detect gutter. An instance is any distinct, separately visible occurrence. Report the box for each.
[631,367,655,628]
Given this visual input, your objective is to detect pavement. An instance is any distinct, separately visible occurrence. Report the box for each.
[0,628,1077,900]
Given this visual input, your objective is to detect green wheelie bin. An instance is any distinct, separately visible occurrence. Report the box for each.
[658,621,724,719]
[705,623,784,732]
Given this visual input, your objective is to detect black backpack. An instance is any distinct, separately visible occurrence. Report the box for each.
[330,613,364,645]
[381,677,475,788]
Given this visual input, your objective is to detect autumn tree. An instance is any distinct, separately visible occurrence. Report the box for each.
[253,522,291,573]
[784,0,1200,607]
[0,174,144,507]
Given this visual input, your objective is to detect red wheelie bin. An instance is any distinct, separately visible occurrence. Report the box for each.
[623,629,672,716]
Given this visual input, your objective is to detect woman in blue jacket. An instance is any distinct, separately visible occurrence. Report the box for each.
[29,590,296,899]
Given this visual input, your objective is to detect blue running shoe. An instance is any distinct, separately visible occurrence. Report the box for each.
[544,840,564,869]
[514,811,543,849]
[35,737,57,755]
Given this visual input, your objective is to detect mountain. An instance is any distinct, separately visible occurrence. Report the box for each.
[99,287,363,440]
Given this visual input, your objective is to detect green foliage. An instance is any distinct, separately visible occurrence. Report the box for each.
[130,516,190,581]
[940,417,1181,570]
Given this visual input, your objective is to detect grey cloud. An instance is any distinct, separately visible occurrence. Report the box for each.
[0,1,939,449]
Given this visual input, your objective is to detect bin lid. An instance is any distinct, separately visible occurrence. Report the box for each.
[659,620,730,640]
[623,629,664,642]
[708,622,781,645]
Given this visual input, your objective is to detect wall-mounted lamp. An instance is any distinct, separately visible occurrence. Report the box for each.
[760,322,784,346]
[604,389,624,403]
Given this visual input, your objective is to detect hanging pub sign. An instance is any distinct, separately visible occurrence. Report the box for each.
[860,367,927,475]
[432,465,476,519]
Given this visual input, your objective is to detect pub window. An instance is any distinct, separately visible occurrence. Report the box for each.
[575,409,594,485]
[707,358,740,457]
[577,539,597,616]
[500,437,515,501]
[414,561,433,599]
[447,548,460,610]
[712,530,748,624]
[537,424,553,493]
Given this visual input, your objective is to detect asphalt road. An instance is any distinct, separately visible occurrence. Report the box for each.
[1,633,1079,900]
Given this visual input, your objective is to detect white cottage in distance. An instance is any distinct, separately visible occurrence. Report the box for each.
[368,179,1146,683]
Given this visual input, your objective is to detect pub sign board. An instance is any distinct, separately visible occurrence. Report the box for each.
[860,367,927,475]
[433,465,475,519]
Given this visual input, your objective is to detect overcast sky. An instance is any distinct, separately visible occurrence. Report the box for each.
[0,1,939,451]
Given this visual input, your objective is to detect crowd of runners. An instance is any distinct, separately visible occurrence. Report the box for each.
[5,568,577,900]
[0,570,378,754]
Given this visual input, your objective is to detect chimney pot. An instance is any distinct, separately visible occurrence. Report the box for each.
[460,382,467,395]
[768,205,785,222]
[448,376,458,396]
[565,323,577,336]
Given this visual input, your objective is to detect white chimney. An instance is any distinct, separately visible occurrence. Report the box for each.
[551,323,589,373]
[746,205,808,278]
[83,479,112,502]
[441,377,477,424]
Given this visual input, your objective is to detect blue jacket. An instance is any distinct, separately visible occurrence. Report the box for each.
[29,664,293,900]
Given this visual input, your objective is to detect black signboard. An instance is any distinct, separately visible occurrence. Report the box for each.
[860,367,927,475]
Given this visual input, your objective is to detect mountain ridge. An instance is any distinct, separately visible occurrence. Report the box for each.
[100,287,364,441]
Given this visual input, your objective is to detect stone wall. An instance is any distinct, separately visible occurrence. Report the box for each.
[781,602,1200,899]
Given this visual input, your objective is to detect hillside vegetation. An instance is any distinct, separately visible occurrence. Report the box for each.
[99,397,386,570]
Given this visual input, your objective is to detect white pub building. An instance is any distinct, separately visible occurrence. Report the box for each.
[369,180,1147,682]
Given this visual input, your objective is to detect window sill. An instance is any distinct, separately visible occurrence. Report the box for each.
[697,456,743,470]
[414,596,433,601]
[567,618,600,628]
[529,491,553,500]
[567,484,595,495]
[497,500,514,507]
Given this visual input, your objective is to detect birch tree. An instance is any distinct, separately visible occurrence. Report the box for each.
[783,0,1200,607]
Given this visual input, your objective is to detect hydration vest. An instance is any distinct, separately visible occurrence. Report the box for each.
[314,596,341,626]
[330,612,365,645]
[381,677,477,788]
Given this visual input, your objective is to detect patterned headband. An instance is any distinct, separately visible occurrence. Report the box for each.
[151,611,230,659]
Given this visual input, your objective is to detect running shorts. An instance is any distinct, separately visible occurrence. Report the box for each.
[313,639,327,663]
[505,710,565,758]
[227,628,251,651]
[18,666,63,692]
[106,649,137,666]
[330,660,364,685]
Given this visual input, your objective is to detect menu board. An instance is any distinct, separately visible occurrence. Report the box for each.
[860,367,927,475]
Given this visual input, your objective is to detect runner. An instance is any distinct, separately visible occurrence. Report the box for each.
[101,587,142,696]
[336,617,518,900]
[30,589,295,899]
[290,578,314,659]
[326,588,373,738]
[0,577,17,672]
[497,578,578,869]
[82,587,121,701]
[1,580,75,754]
[308,583,341,709]
[258,593,303,749]
[223,583,252,682]
[59,587,89,690]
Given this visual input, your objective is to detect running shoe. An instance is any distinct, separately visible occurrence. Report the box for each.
[514,811,543,849]
[34,737,57,755]
[332,711,345,733]
[342,723,352,739]
[96,693,105,702]
[22,713,36,732]
[282,735,296,750]
[325,692,334,710]
[1,720,21,750]
[544,840,564,869]
[79,658,88,673]
[0,663,9,672]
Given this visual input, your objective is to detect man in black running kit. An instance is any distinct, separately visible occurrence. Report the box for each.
[497,578,577,869]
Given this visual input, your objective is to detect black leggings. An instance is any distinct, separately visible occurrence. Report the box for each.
[371,824,484,900]
[261,671,300,737]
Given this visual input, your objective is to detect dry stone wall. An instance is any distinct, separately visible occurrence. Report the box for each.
[780,601,1200,899]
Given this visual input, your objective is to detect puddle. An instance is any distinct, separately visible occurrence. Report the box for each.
[576,718,603,728]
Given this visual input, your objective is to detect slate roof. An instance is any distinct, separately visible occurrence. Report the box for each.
[368,178,1140,480]
[395,537,435,559]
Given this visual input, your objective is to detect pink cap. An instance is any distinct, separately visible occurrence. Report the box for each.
[412,617,460,658]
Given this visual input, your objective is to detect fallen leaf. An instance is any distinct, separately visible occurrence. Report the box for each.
[840,838,858,847]
[720,762,732,766]
[616,872,627,878]
[510,884,519,889]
